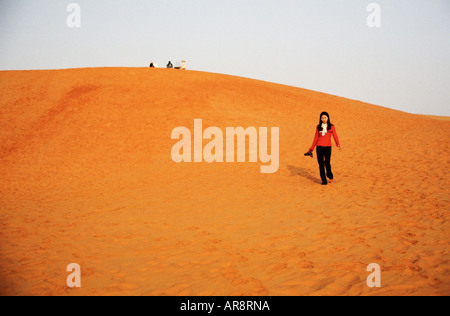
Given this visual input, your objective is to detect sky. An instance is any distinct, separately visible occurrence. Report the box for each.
[0,0,449,116]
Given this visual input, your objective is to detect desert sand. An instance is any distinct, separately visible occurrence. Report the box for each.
[0,67,448,296]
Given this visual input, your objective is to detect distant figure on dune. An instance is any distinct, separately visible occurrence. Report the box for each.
[167,61,173,69]
[174,60,186,70]
[149,61,155,68]
[305,111,342,185]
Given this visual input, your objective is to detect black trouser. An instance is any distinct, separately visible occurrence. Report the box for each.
[316,146,333,184]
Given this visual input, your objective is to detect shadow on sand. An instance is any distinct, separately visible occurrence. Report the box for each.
[287,165,321,184]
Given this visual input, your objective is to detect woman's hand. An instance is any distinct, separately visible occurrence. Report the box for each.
[338,145,342,151]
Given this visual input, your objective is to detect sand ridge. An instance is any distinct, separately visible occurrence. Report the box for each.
[0,67,449,295]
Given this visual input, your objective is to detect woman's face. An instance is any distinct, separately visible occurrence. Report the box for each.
[321,115,328,124]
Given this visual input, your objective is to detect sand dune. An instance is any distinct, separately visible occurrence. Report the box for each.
[0,67,448,296]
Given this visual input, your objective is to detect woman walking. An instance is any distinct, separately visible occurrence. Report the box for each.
[306,112,341,185]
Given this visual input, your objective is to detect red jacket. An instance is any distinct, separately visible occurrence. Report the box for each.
[309,125,340,152]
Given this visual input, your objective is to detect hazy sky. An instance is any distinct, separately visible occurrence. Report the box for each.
[1,0,449,116]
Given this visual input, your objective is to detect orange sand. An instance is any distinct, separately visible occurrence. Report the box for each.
[0,68,449,296]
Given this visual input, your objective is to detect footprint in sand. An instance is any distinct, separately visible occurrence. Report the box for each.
[392,244,409,254]
[270,263,288,272]
[296,261,314,269]
[220,265,269,295]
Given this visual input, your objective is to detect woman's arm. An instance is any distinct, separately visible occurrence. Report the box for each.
[309,128,319,152]
[332,126,341,149]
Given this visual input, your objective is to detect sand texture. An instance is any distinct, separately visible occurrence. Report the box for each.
[0,68,449,295]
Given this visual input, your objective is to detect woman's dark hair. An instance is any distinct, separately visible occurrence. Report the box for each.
[317,111,334,132]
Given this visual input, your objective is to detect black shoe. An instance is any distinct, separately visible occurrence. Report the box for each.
[304,151,313,158]
[321,182,328,185]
